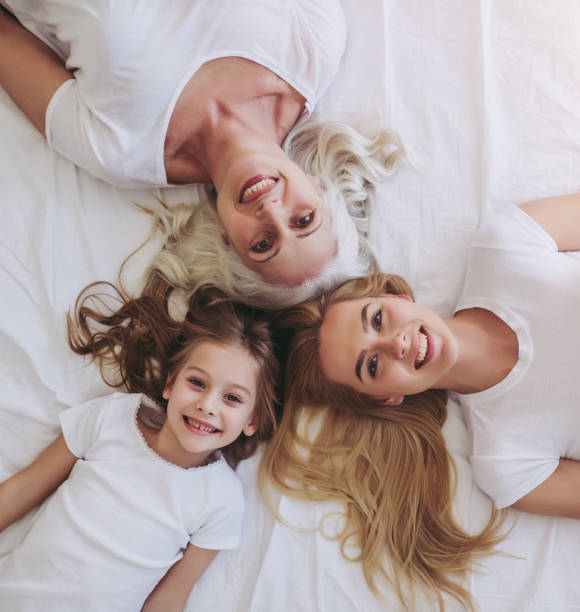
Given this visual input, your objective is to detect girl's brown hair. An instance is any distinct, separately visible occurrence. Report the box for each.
[260,273,504,610]
[67,281,279,468]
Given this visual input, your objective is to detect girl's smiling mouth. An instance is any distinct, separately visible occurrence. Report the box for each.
[182,415,220,435]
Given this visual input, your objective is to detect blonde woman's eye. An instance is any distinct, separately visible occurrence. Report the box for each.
[368,355,378,379]
[293,211,315,229]
[251,237,273,253]
[225,393,241,403]
[373,309,382,331]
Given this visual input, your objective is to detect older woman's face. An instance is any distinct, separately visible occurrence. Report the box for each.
[318,294,459,405]
[216,152,337,286]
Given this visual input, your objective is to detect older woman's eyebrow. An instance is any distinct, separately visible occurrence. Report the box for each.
[254,219,323,264]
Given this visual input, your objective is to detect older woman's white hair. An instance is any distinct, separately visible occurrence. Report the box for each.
[144,121,404,309]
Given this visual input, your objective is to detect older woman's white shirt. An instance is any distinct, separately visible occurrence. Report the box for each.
[4,0,346,187]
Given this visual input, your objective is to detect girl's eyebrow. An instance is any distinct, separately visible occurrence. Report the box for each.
[184,366,252,396]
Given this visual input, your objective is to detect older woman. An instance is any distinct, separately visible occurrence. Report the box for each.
[0,1,403,303]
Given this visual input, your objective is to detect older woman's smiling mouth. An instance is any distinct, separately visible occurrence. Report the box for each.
[239,175,278,203]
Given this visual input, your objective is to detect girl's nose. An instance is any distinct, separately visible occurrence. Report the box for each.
[196,399,216,416]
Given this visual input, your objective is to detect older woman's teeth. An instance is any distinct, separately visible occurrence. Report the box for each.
[241,178,276,202]
[415,331,428,368]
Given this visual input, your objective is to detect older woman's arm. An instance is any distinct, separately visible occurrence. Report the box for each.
[0,8,72,134]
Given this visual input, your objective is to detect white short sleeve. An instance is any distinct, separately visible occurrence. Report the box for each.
[471,454,559,509]
[190,472,245,550]
[59,395,111,458]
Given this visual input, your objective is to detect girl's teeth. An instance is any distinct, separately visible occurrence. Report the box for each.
[415,331,427,368]
[242,178,276,202]
[185,416,216,433]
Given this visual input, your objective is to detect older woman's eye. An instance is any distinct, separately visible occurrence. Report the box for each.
[373,309,382,331]
[293,211,315,229]
[251,237,273,253]
[368,355,378,379]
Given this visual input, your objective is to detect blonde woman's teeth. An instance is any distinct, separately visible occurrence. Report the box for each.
[415,331,428,368]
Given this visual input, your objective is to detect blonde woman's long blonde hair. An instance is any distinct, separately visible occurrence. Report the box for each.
[260,273,505,610]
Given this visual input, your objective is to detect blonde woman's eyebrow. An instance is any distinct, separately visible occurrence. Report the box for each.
[361,303,370,332]
[355,350,366,382]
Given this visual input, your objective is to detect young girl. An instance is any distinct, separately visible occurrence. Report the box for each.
[0,285,278,611]
[263,193,580,609]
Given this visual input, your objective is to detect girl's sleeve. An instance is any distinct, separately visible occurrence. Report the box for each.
[58,394,111,458]
[189,471,245,551]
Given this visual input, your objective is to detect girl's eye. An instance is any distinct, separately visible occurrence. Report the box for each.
[373,309,382,331]
[368,355,378,379]
[251,237,273,253]
[293,211,315,229]
[225,393,242,403]
[189,378,204,389]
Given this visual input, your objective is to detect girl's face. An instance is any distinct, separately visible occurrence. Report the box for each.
[318,294,459,405]
[215,149,337,286]
[161,340,259,468]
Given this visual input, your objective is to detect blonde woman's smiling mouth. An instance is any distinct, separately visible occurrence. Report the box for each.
[415,328,433,369]
[239,175,278,203]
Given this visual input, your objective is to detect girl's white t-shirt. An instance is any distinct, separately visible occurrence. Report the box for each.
[6,0,346,187]
[455,206,580,508]
[0,392,244,611]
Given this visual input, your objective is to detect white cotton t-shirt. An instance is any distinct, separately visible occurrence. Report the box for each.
[0,392,244,611]
[454,205,580,509]
[5,0,346,187]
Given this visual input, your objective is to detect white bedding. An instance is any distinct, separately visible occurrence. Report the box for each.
[1,1,580,610]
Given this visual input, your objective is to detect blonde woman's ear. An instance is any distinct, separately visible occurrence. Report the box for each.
[378,395,404,407]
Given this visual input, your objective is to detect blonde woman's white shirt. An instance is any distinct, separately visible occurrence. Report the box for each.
[454,205,580,509]
[0,392,244,611]
[3,0,346,188]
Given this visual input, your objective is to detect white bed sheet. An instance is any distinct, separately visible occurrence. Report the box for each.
[1,1,580,610]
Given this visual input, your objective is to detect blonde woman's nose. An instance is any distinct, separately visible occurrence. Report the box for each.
[381,331,407,359]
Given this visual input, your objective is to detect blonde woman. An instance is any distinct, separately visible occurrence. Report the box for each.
[263,194,580,607]
[0,2,403,303]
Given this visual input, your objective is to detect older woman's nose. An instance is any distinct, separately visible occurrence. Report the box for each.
[256,196,283,218]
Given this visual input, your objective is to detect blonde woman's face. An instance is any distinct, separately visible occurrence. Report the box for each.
[318,294,459,405]
[216,150,337,286]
